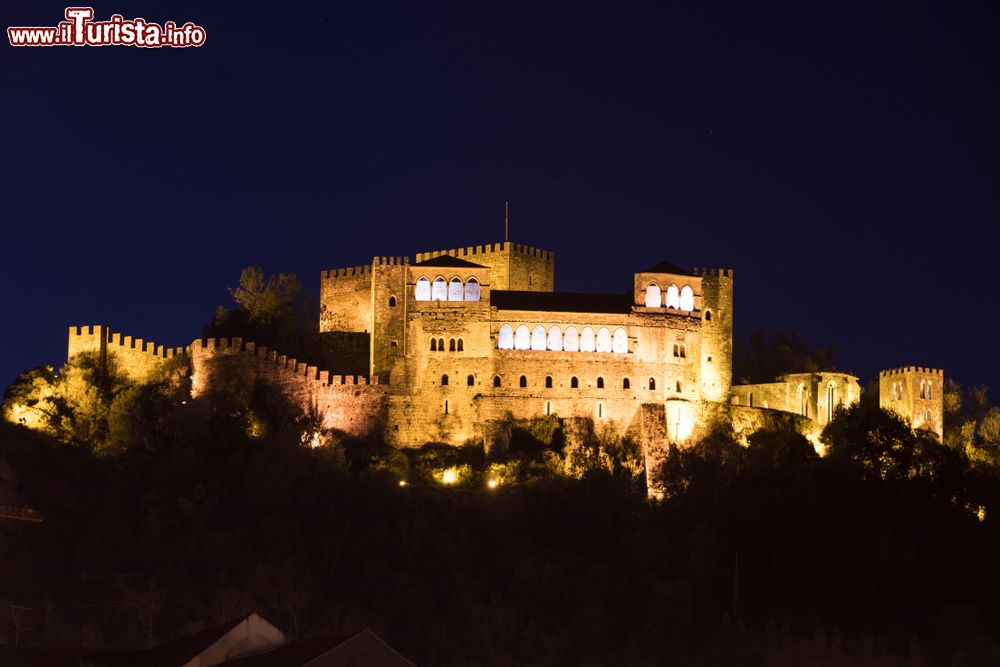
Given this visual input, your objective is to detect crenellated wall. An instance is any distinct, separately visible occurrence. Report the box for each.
[879,366,944,440]
[319,262,374,333]
[415,242,555,292]
[67,325,189,382]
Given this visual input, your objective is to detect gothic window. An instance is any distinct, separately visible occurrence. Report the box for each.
[449,338,456,352]
[457,339,464,352]
[548,326,563,351]
[597,377,604,389]
[571,377,579,389]
[564,326,580,352]
[680,344,686,359]
[493,375,502,387]
[389,296,397,307]
[514,325,530,350]
[623,378,631,389]
[438,338,444,352]
[464,277,480,302]
[612,328,628,354]
[519,375,527,388]
[645,283,661,307]
[665,284,680,309]
[673,343,680,358]
[431,277,447,301]
[467,374,474,387]
[649,378,656,391]
[545,376,553,388]
[415,277,431,301]
[441,374,449,386]
[596,327,612,353]
[704,310,712,321]
[680,285,695,311]
[498,325,513,350]
[531,325,546,351]
[580,327,595,352]
[430,338,437,352]
[448,277,464,301]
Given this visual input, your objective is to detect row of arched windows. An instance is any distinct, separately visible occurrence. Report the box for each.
[673,343,686,358]
[497,324,629,353]
[485,375,682,392]
[415,276,480,302]
[430,337,464,352]
[644,283,695,311]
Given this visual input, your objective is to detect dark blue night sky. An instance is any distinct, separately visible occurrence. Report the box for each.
[2,1,997,391]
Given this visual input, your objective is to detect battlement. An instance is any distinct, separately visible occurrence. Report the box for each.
[372,256,408,267]
[69,325,190,360]
[693,267,734,278]
[195,337,381,386]
[415,241,555,263]
[880,367,944,377]
[321,264,373,280]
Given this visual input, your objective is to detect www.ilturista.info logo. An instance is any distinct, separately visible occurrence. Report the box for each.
[8,7,206,48]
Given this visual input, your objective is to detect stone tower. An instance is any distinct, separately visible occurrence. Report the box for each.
[879,366,944,440]
[698,268,734,402]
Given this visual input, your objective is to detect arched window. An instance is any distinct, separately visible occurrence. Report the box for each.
[498,325,514,350]
[389,296,397,307]
[673,343,680,358]
[827,382,837,422]
[545,376,553,388]
[612,328,628,354]
[679,344,686,359]
[704,310,712,321]
[580,327,595,352]
[645,283,661,308]
[438,338,445,352]
[623,378,631,389]
[449,338,456,352]
[457,339,463,352]
[514,325,530,350]
[441,374,449,385]
[448,277,464,301]
[431,277,448,301]
[564,326,579,352]
[430,338,437,352]
[415,277,431,301]
[596,327,612,353]
[676,380,682,392]
[467,374,474,387]
[493,375,502,387]
[464,277,480,302]
[531,325,546,351]
[519,375,527,388]
[597,377,604,389]
[680,285,695,311]
[547,326,563,351]
[571,377,579,388]
[649,378,656,391]
[665,284,680,309]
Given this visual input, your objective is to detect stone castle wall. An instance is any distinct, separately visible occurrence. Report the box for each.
[319,263,373,333]
[68,325,189,383]
[879,366,944,439]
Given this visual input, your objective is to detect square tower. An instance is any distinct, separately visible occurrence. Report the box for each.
[879,367,944,440]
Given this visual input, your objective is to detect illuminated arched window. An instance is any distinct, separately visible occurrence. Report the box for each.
[464,277,480,302]
[645,283,661,308]
[498,325,513,350]
[623,378,630,389]
[431,277,447,301]
[597,377,604,389]
[665,284,680,309]
[580,327,595,352]
[441,374,449,386]
[430,338,437,352]
[467,374,474,386]
[519,375,527,388]
[596,327,612,353]
[547,326,563,351]
[531,325,546,351]
[448,277,464,301]
[680,285,694,311]
[449,338,456,352]
[514,325,530,350]
[545,376,553,388]
[571,377,579,388]
[457,339,463,352]
[564,326,579,352]
[649,378,656,391]
[612,328,628,354]
[493,375,502,387]
[415,277,431,301]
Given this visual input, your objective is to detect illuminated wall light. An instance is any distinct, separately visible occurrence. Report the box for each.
[441,467,458,484]
[398,480,408,487]
[487,479,499,489]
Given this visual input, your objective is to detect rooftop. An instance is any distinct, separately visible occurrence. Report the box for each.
[642,260,693,276]
[412,255,486,268]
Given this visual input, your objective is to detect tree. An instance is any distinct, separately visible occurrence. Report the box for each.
[733,329,837,384]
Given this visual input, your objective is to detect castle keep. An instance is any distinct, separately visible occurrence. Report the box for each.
[60,240,944,488]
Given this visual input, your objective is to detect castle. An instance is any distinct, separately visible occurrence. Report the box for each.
[61,241,944,491]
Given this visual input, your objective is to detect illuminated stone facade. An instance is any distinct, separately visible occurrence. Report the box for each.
[731,372,862,427]
[879,366,944,440]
